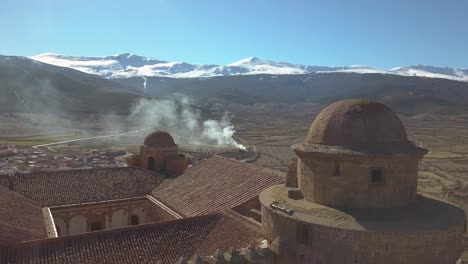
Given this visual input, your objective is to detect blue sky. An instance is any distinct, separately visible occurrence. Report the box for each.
[1,0,467,68]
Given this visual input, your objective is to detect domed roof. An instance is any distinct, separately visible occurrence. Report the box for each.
[293,99,426,155]
[144,131,175,147]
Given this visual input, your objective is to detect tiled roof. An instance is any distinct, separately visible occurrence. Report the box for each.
[0,186,45,246]
[2,213,262,264]
[152,155,284,216]
[3,167,164,206]
[195,212,263,256]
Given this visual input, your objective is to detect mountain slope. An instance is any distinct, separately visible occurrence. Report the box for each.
[30,53,468,82]
[114,72,468,116]
[0,55,143,114]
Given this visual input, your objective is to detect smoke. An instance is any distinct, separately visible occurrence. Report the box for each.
[129,96,246,150]
[142,76,147,94]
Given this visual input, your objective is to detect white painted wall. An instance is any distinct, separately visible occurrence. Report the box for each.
[69,214,87,235]
[111,209,128,228]
[54,217,67,236]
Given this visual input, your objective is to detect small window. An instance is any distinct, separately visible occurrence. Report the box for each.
[297,223,311,244]
[333,161,341,176]
[130,215,139,225]
[369,168,384,184]
[90,221,103,231]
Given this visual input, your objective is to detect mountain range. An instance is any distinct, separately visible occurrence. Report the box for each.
[31,53,468,82]
[2,53,468,116]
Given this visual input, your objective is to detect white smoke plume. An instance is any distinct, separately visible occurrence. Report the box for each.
[129,96,246,150]
[142,76,147,94]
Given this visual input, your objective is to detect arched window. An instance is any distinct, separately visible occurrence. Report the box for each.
[160,160,166,173]
[130,214,139,225]
[333,161,341,176]
[148,157,155,171]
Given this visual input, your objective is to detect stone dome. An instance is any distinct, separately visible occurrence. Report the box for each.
[293,99,426,155]
[144,131,175,147]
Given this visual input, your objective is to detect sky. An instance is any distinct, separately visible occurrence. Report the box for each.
[1,0,467,69]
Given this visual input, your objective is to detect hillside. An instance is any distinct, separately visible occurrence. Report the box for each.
[2,54,468,116]
[115,72,468,116]
[0,55,143,114]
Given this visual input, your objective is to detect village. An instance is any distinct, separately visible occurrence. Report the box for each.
[0,144,126,174]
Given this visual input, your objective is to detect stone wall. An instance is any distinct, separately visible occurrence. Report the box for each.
[261,203,464,264]
[232,196,262,223]
[297,154,419,208]
[128,145,187,176]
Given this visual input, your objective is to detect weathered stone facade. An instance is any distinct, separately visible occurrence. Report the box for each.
[260,99,466,264]
[295,154,420,208]
[261,189,465,264]
[127,131,188,176]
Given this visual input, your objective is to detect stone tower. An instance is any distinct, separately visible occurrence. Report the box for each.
[259,99,465,264]
[128,131,188,176]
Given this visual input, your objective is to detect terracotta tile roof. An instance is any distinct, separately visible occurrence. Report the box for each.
[152,155,284,216]
[0,186,46,246]
[195,211,263,256]
[2,213,262,264]
[4,167,164,206]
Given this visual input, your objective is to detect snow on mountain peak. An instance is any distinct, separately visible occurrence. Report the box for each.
[27,53,468,82]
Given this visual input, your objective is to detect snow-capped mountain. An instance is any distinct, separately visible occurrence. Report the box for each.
[30,53,468,82]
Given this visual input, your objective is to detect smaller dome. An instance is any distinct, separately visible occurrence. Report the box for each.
[144,131,175,147]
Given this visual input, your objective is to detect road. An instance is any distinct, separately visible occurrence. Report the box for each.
[33,127,153,147]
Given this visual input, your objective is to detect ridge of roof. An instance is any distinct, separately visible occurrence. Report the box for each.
[210,154,285,176]
[152,155,284,217]
[11,213,223,247]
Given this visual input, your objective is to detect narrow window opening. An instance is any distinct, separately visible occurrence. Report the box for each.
[160,160,167,173]
[297,223,311,244]
[369,168,384,184]
[130,214,139,225]
[148,157,155,171]
[333,161,341,176]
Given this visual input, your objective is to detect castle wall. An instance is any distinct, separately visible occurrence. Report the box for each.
[261,203,464,264]
[297,154,419,208]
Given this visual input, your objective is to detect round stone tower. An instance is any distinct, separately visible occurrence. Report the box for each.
[259,99,465,264]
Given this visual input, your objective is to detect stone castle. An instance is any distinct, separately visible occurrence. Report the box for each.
[0,99,465,263]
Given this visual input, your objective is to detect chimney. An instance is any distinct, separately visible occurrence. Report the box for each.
[8,173,15,191]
